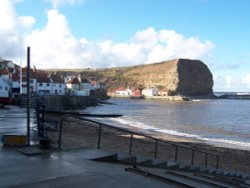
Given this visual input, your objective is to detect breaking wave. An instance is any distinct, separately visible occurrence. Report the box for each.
[110,117,250,148]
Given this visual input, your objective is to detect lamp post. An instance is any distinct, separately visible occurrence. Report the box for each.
[26,47,30,146]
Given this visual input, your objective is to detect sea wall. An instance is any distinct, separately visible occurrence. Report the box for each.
[44,95,97,110]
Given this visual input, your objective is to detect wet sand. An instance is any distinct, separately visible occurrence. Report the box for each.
[48,117,250,174]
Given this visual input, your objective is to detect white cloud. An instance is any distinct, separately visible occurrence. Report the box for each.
[47,0,85,8]
[19,16,36,29]
[0,0,35,61]
[23,10,214,69]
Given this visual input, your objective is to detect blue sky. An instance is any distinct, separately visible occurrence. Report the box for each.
[1,0,250,92]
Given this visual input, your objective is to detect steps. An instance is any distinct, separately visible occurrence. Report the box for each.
[78,148,250,187]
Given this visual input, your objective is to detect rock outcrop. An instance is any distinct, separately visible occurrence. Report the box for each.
[48,58,214,96]
[102,59,213,96]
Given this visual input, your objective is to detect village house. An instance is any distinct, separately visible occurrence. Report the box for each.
[50,75,66,95]
[142,87,159,97]
[36,76,52,95]
[0,68,10,84]
[115,88,132,97]
[11,72,20,94]
[158,89,169,96]
[0,76,10,98]
[66,77,80,95]
[79,78,92,96]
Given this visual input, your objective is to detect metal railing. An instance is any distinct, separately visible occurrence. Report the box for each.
[58,114,219,169]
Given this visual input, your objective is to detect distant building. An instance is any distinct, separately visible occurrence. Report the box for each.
[142,87,159,97]
[159,89,169,96]
[132,89,142,97]
[79,78,92,96]
[0,77,10,98]
[50,75,66,95]
[115,88,132,97]
[66,77,80,95]
[37,77,52,95]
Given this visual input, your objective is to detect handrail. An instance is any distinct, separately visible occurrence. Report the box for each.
[58,114,219,169]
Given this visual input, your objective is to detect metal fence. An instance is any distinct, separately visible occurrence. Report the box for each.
[58,114,219,169]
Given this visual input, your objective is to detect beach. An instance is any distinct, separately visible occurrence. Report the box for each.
[48,116,250,175]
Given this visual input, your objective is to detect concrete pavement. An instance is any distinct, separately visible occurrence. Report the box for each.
[0,106,170,187]
[0,147,170,188]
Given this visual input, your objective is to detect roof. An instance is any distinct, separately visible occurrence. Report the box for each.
[0,68,9,75]
[67,77,79,84]
[12,73,19,81]
[37,77,51,83]
[50,75,64,84]
[81,78,90,84]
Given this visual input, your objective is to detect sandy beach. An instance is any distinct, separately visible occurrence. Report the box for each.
[47,116,250,174]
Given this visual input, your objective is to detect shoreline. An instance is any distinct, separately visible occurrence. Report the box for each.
[50,117,250,175]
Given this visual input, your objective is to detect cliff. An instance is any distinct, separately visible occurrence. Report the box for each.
[48,58,214,96]
[96,59,213,96]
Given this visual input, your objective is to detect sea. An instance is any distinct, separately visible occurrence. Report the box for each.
[81,92,250,151]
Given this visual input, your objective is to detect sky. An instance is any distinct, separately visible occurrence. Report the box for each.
[1,0,250,92]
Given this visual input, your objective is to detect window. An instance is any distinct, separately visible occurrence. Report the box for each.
[46,83,50,87]
[39,83,42,87]
[59,84,62,88]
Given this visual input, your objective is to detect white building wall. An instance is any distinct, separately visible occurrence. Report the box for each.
[142,88,159,97]
[12,81,20,89]
[0,77,9,97]
[37,83,52,95]
[52,83,66,95]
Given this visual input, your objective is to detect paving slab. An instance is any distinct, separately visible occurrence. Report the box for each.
[0,146,170,188]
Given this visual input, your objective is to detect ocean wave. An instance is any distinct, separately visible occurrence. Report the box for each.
[110,117,250,148]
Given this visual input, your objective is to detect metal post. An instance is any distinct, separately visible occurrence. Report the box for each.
[26,46,30,146]
[154,140,158,158]
[97,124,102,149]
[58,118,63,148]
[129,133,133,154]
[205,153,208,167]
[191,150,195,165]
[174,145,178,162]
[216,156,219,169]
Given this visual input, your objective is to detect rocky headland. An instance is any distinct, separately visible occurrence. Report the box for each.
[48,58,214,98]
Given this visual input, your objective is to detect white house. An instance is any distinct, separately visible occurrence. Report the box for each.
[0,77,9,98]
[115,88,132,97]
[20,68,37,94]
[79,78,92,96]
[0,68,11,85]
[50,75,66,95]
[142,87,159,97]
[66,77,80,95]
[36,77,52,95]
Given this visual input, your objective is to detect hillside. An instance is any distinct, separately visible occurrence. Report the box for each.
[47,58,213,96]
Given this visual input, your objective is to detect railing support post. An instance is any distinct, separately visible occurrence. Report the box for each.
[58,118,63,148]
[129,133,133,154]
[191,150,195,165]
[174,145,178,162]
[97,124,102,149]
[154,140,158,158]
[205,153,208,167]
[216,156,219,169]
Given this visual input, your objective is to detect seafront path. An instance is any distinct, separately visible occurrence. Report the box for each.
[0,105,168,188]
